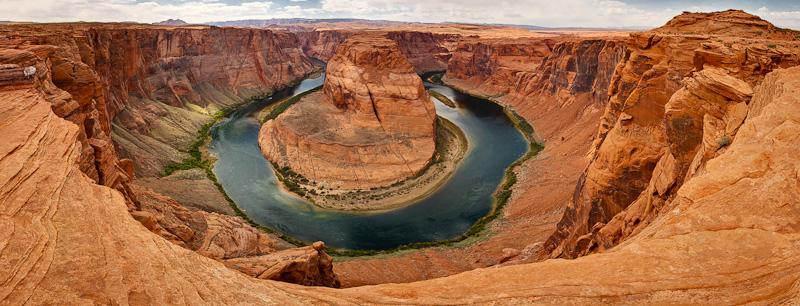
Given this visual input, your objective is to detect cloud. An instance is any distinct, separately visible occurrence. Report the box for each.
[319,0,673,27]
[0,0,274,23]
[0,0,798,28]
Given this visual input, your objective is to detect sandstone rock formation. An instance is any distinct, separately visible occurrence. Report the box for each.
[133,185,276,259]
[0,23,317,178]
[298,30,461,73]
[3,64,800,305]
[0,23,342,289]
[537,10,800,259]
[225,242,340,287]
[260,36,437,190]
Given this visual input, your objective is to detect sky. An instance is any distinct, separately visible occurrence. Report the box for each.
[0,0,799,28]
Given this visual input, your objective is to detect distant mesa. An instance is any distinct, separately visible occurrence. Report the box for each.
[259,36,437,190]
[653,9,778,35]
[153,19,189,26]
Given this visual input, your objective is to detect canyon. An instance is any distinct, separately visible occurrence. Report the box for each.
[259,36,438,193]
[2,9,800,305]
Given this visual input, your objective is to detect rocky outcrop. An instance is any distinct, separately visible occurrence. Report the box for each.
[0,27,139,210]
[133,184,276,260]
[655,9,780,36]
[538,10,800,259]
[225,242,340,287]
[260,36,436,190]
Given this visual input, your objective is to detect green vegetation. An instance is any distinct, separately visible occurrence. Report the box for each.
[272,162,311,197]
[163,97,258,176]
[718,135,732,147]
[159,77,326,249]
[261,85,323,123]
[428,72,445,85]
[325,103,544,257]
[428,89,456,108]
[163,72,545,257]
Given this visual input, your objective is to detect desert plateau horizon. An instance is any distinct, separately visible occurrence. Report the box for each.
[2,1,800,305]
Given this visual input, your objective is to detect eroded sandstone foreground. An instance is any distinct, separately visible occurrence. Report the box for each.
[259,36,438,194]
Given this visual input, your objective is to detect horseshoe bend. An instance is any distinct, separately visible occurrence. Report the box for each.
[2,8,800,305]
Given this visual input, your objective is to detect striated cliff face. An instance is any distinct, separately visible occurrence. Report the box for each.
[92,26,317,177]
[260,36,437,190]
[538,10,800,259]
[298,30,462,73]
[0,23,317,178]
[445,37,558,95]
[384,31,461,73]
[0,23,340,288]
[297,30,356,61]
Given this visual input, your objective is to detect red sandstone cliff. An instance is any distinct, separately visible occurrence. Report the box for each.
[92,25,317,177]
[0,23,338,288]
[259,36,437,190]
[4,11,800,304]
[0,23,317,178]
[537,10,800,259]
[3,48,800,305]
[298,30,461,73]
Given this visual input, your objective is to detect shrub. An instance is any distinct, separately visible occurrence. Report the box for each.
[718,135,732,147]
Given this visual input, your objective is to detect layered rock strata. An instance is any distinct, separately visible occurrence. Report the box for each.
[0,23,317,178]
[3,59,800,305]
[333,36,629,286]
[260,36,436,190]
[298,30,461,73]
[0,23,339,288]
[538,10,800,259]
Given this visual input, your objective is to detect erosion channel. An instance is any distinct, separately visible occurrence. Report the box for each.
[209,73,528,250]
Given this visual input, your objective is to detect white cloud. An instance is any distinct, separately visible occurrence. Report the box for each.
[0,0,797,28]
[0,0,274,23]
[319,0,673,27]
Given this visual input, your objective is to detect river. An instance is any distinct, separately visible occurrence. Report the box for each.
[208,73,528,250]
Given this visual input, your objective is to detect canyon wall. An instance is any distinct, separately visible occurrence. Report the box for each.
[0,23,339,288]
[538,10,800,259]
[3,46,800,305]
[298,30,461,73]
[93,26,317,177]
[445,37,558,95]
[1,23,317,179]
[260,36,437,190]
